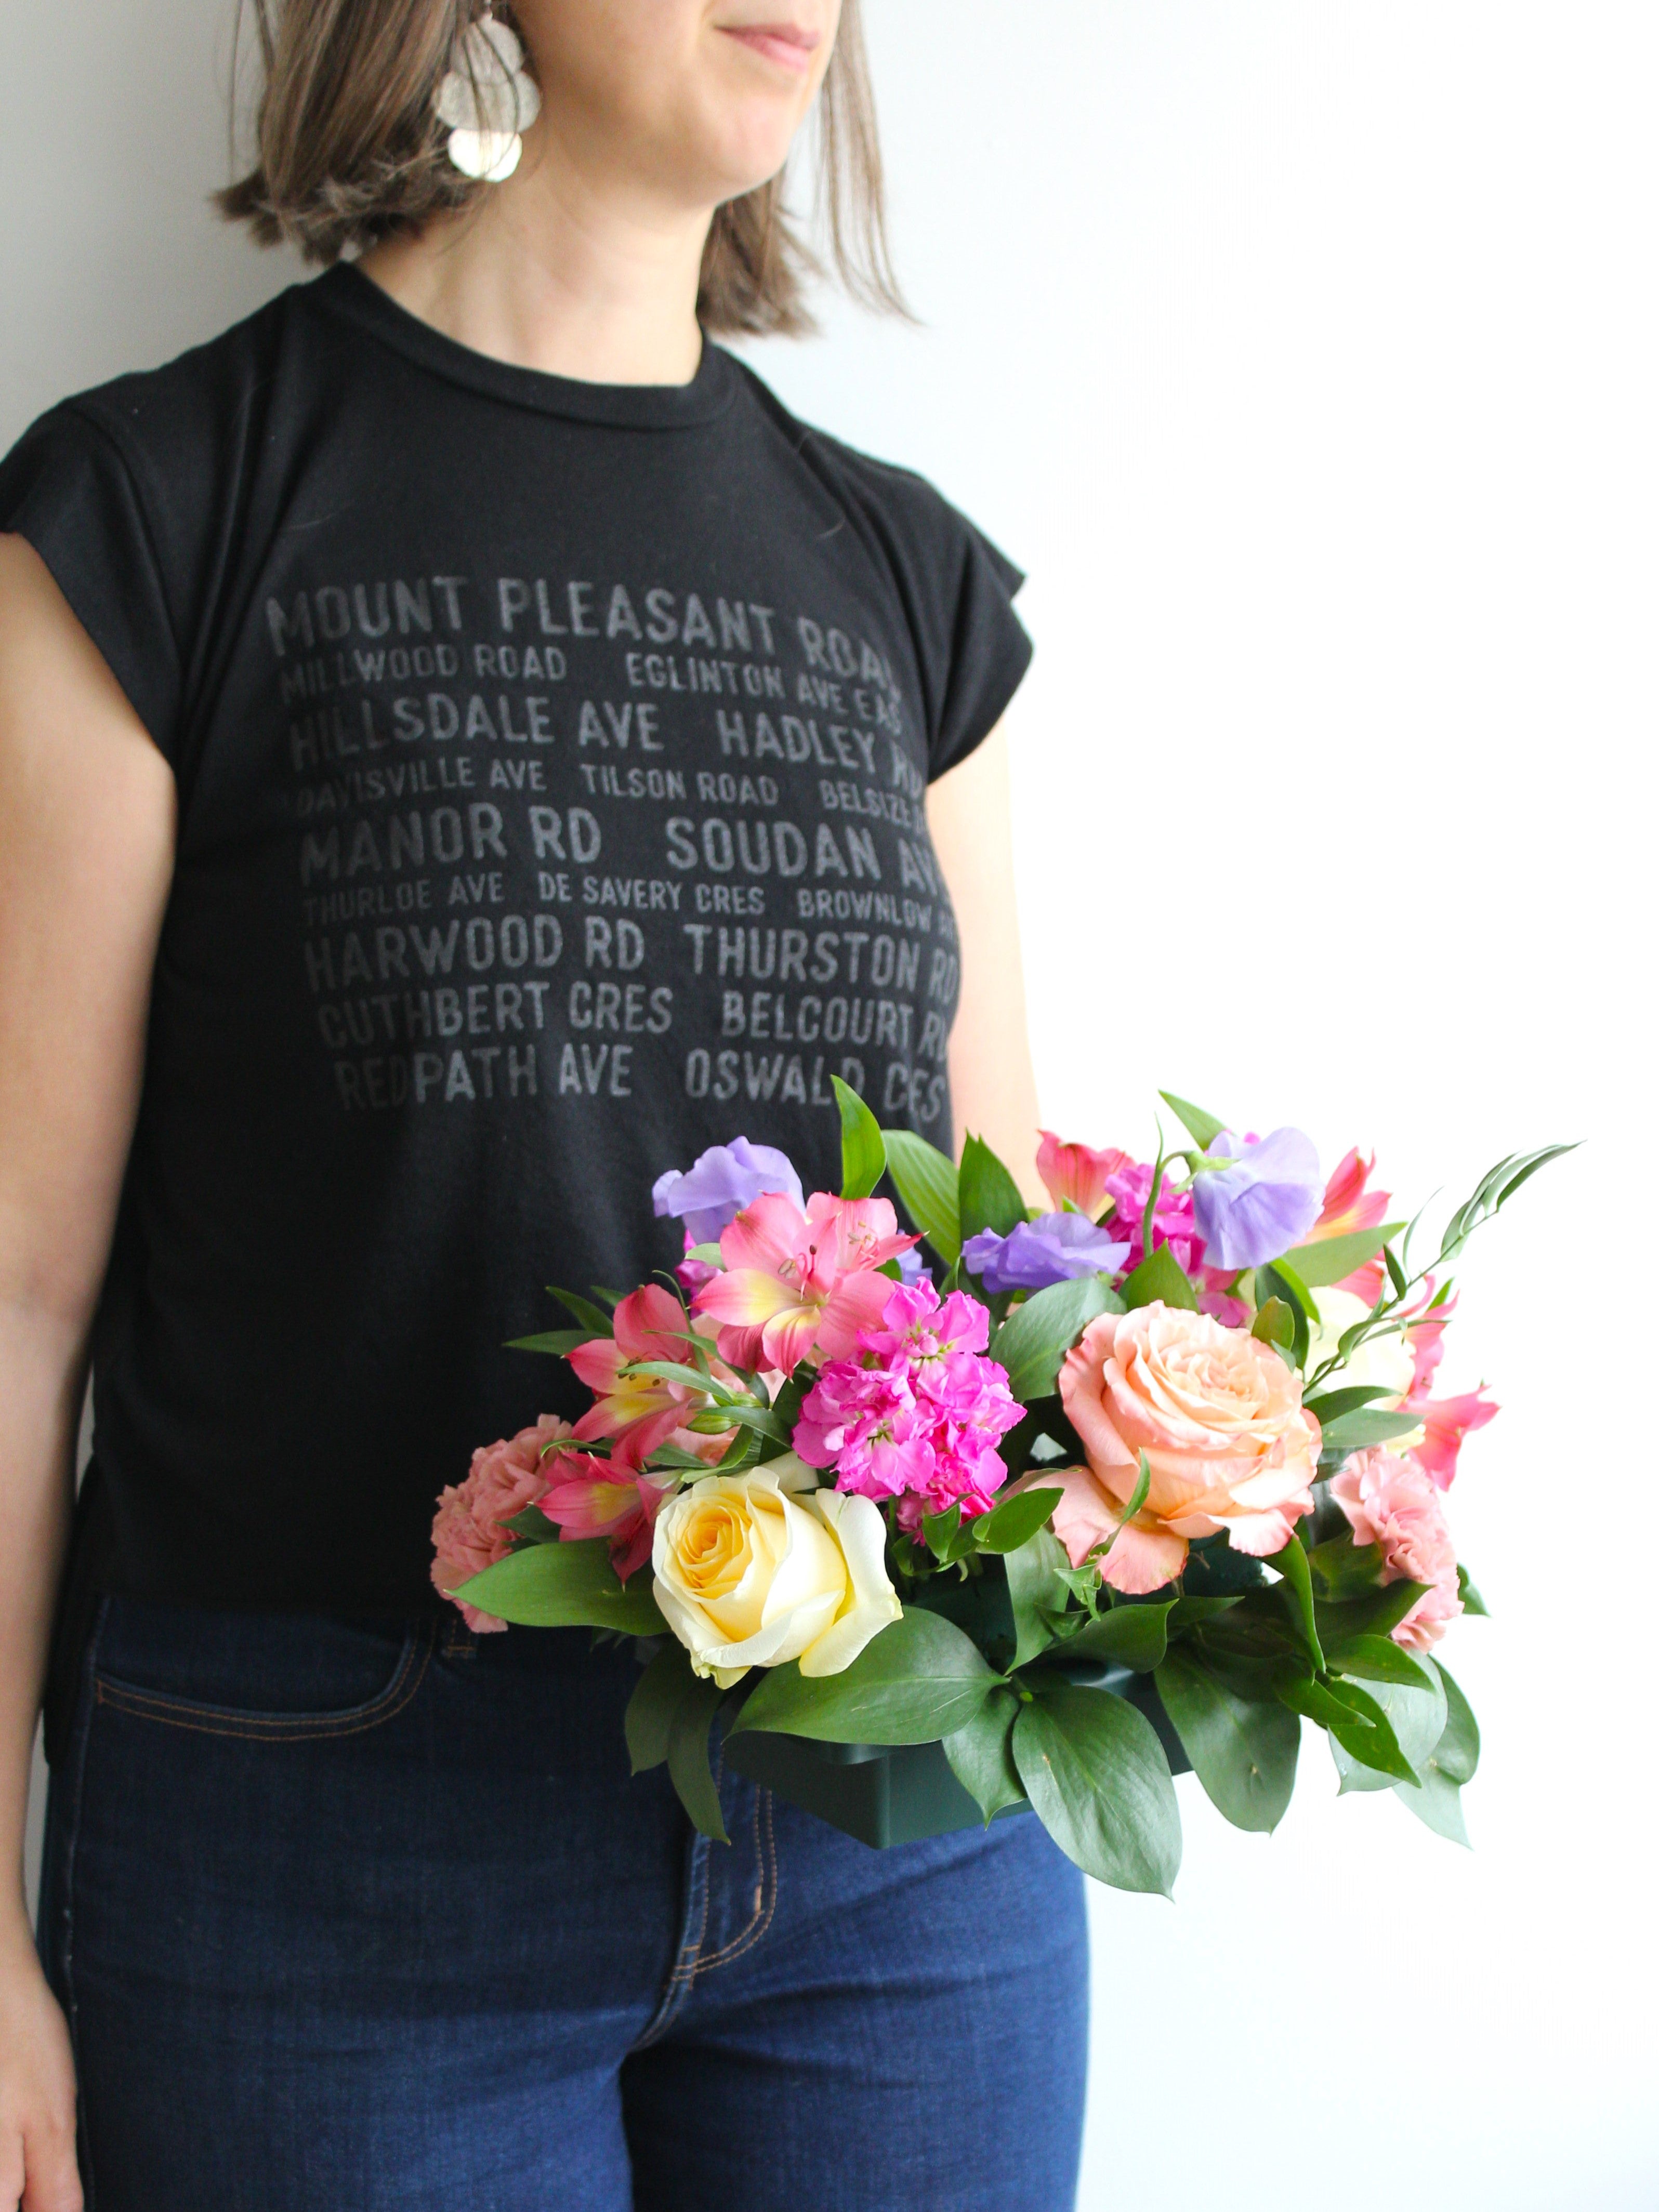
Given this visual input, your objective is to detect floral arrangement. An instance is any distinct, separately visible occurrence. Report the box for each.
[432,1084,1566,1894]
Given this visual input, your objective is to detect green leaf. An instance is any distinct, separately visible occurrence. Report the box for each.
[624,1358,729,1399]
[1251,1297,1294,1349]
[1438,1143,1578,1265]
[498,1506,563,1544]
[1122,1452,1153,1522]
[942,1686,1026,1823]
[1281,1226,1402,1289]
[832,1074,886,1200]
[647,1444,722,1473]
[1430,1662,1480,1785]
[1313,1578,1431,1650]
[1395,1764,1469,1845]
[544,1285,618,1339]
[989,1274,1121,1402]
[625,1641,700,1773]
[1167,1594,1244,1628]
[1457,1562,1490,1617]
[1282,1676,1419,1783]
[1006,1526,1070,1668]
[1155,1646,1300,1832]
[921,1502,964,1563]
[505,1328,599,1355]
[1340,1667,1447,1782]
[1012,1678,1181,1895]
[958,1133,1030,1244]
[1064,1598,1173,1673]
[1120,1242,1198,1312]
[1158,1090,1226,1151]
[1326,1634,1437,1691]
[883,1129,962,1265]
[1303,1384,1395,1425]
[708,1402,792,1446]
[1306,1536,1385,1600]
[1254,1262,1312,1371]
[1317,1408,1427,1454]
[1270,1535,1324,1672]
[455,1540,667,1636]
[728,1608,1000,1745]
[972,1487,1063,1556]
[666,1675,729,1843]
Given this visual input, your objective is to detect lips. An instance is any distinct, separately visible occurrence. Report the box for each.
[717,21,821,73]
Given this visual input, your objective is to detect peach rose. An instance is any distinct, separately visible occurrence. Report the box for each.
[1329,1447,1463,1651]
[1052,1302,1319,1593]
[431,1414,573,1632]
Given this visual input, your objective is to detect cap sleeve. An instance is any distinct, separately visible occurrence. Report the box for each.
[805,438,1034,783]
[0,402,182,758]
[921,516,1033,782]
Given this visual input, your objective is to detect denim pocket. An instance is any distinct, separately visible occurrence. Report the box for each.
[91,1596,432,1742]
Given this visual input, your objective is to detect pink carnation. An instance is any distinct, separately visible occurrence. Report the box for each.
[1329,1447,1464,1651]
[794,1281,1021,1533]
[431,1415,573,1633]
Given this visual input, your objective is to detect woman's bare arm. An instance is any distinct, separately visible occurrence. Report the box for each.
[926,721,1046,1208]
[0,534,174,2212]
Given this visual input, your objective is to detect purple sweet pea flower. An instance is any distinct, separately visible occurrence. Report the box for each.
[651,1137,804,1245]
[1190,1127,1324,1269]
[961,1210,1131,1293]
[894,1242,931,1289]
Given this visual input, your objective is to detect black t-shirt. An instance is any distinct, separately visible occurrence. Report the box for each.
[1,266,1031,1611]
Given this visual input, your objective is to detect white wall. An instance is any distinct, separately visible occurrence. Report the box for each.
[6,5,1654,2205]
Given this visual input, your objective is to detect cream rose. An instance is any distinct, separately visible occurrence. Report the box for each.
[651,1455,901,1688]
[1054,1301,1320,1593]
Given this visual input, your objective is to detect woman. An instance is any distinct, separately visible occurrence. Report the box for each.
[0,3,1084,2205]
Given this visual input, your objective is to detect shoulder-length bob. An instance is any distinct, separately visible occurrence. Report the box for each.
[220,0,903,337]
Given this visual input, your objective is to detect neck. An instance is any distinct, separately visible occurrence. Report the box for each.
[359,128,711,386]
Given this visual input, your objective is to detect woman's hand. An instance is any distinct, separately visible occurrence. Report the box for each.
[0,1922,79,2211]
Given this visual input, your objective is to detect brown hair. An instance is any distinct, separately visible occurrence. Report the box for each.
[219,0,903,336]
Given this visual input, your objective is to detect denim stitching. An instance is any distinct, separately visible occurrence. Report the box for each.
[628,1813,713,2051]
[689,1787,777,1973]
[90,1623,432,1742]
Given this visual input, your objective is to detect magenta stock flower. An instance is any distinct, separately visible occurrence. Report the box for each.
[794,1281,1022,1533]
[1101,1160,1207,1277]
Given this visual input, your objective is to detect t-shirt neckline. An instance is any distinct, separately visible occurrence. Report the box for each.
[311,262,736,430]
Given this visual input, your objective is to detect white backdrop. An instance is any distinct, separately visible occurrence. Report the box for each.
[5,5,1655,2205]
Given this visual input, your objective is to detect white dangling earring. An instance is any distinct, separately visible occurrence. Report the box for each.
[436,7,540,183]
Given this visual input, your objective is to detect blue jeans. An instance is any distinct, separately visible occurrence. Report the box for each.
[39,1596,1088,2210]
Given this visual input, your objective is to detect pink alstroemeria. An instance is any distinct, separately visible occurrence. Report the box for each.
[568,1284,725,1469]
[538,1450,676,1583]
[1402,1387,1497,1490]
[1306,1147,1393,1302]
[1036,1132,1132,1222]
[1402,1281,1456,1397]
[692,1191,919,1372]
